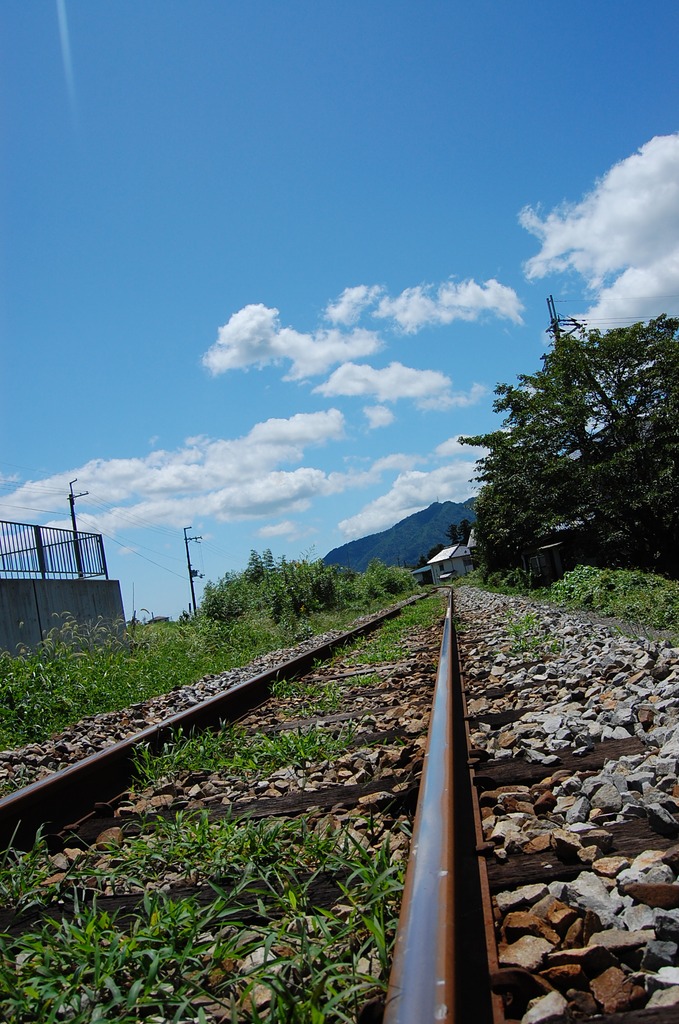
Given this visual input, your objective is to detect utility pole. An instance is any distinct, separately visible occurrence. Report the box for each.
[547,294,561,341]
[547,294,586,343]
[68,479,88,577]
[183,526,204,615]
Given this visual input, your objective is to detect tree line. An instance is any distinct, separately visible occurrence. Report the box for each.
[460,315,679,580]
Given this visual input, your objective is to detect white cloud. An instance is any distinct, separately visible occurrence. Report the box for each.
[280,327,383,381]
[314,361,455,410]
[2,410,348,533]
[435,435,487,458]
[363,404,395,429]
[202,303,382,380]
[204,274,522,384]
[449,382,488,408]
[371,453,421,473]
[520,133,679,321]
[256,520,301,539]
[202,303,281,373]
[374,278,524,332]
[315,362,486,412]
[247,409,345,448]
[325,285,384,325]
[338,462,479,539]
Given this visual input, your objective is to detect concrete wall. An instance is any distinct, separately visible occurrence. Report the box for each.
[0,579,126,654]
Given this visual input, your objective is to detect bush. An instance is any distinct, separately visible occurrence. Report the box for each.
[200,551,416,628]
[458,566,532,595]
[549,564,679,631]
[352,559,417,601]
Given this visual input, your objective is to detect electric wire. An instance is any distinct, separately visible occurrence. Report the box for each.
[103,539,187,582]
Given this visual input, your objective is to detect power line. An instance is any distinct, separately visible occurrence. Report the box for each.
[83,526,188,581]
[81,495,181,540]
[0,502,67,517]
[554,294,679,303]
[75,512,185,564]
[547,296,679,338]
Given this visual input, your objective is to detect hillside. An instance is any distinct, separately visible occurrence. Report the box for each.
[324,500,475,572]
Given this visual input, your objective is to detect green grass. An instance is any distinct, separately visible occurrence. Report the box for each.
[270,677,344,717]
[0,613,288,750]
[0,812,408,1023]
[505,610,562,657]
[459,564,679,641]
[132,721,359,789]
[344,594,445,665]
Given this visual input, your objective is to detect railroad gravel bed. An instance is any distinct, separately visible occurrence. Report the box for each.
[455,585,679,1021]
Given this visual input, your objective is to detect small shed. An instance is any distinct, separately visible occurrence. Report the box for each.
[411,565,434,585]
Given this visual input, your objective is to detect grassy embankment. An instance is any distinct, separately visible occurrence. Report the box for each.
[459,563,679,643]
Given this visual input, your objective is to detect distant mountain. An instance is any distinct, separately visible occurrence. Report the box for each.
[324,500,476,572]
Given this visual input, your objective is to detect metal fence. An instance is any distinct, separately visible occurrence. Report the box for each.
[0,520,108,579]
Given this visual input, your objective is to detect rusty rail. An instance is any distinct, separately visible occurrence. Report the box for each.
[384,590,501,1024]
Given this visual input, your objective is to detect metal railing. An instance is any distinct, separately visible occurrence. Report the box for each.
[0,520,108,580]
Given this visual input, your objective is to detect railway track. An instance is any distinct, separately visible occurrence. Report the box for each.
[0,593,446,1022]
[4,585,679,1023]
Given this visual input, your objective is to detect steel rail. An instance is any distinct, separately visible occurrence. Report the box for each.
[383,589,500,1024]
[0,596,424,851]
[383,589,456,1023]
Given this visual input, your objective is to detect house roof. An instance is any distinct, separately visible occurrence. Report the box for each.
[427,544,470,565]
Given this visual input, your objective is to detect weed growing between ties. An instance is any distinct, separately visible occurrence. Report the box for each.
[132,722,359,789]
[270,677,344,717]
[0,813,408,1023]
[345,593,445,666]
[505,610,562,657]
[0,827,57,915]
[0,557,418,750]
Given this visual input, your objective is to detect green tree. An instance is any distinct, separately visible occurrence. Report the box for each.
[458,517,473,544]
[445,523,460,544]
[461,316,679,576]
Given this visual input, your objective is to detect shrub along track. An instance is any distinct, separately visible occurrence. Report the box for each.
[0,594,446,1023]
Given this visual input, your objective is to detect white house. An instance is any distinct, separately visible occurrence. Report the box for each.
[427,544,474,584]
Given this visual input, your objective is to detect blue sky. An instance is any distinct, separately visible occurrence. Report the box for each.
[2,2,679,619]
